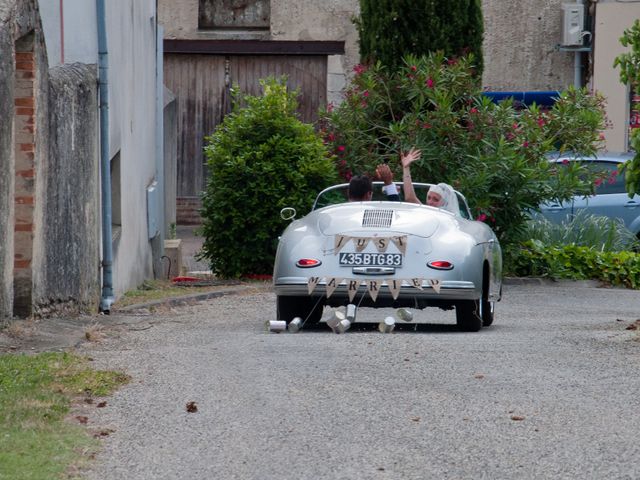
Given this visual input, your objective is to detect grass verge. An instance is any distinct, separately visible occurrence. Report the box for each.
[0,352,129,479]
[114,278,243,309]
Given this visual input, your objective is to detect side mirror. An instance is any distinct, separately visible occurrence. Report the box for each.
[280,207,296,221]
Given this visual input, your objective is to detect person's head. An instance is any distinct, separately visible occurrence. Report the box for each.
[426,184,446,207]
[426,183,460,215]
[348,175,373,201]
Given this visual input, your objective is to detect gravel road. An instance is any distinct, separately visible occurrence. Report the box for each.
[82,282,640,480]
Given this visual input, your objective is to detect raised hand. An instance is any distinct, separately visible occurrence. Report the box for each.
[400,148,422,168]
[375,163,394,185]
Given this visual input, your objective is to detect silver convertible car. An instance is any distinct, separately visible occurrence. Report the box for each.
[273,182,502,332]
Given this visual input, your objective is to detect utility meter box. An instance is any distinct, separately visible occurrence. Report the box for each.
[562,3,585,46]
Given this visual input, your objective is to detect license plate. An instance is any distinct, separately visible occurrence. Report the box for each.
[338,252,402,267]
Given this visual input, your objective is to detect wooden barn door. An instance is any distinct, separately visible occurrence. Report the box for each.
[164,53,328,224]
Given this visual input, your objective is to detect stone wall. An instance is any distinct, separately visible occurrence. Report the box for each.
[32,63,100,316]
[0,5,15,320]
[482,0,576,90]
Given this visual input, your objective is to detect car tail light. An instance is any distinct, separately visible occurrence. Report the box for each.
[427,260,453,270]
[296,258,322,268]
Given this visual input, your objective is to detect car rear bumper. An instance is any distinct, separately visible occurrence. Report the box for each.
[274,277,479,302]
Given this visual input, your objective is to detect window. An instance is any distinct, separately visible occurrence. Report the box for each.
[198,0,270,30]
[589,161,626,195]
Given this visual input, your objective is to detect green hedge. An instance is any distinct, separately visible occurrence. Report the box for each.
[510,240,640,289]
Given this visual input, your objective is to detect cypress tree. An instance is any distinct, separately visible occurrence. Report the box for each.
[357,0,483,75]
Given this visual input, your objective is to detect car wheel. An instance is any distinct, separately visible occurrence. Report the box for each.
[276,296,324,326]
[456,300,482,332]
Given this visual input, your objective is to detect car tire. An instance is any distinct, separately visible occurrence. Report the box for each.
[276,296,324,326]
[456,300,482,332]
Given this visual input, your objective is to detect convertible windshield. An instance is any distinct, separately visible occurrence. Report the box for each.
[313,182,472,219]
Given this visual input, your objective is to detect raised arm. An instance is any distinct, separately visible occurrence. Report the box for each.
[400,148,422,205]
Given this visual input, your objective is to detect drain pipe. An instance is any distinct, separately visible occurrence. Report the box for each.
[97,0,114,313]
[574,0,584,88]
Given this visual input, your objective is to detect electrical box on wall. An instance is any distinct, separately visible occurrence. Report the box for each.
[562,3,585,46]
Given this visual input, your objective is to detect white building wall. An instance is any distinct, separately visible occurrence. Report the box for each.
[39,0,97,67]
[39,0,161,297]
[106,0,158,295]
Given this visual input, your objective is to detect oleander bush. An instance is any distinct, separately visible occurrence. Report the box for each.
[200,77,338,278]
[320,52,607,248]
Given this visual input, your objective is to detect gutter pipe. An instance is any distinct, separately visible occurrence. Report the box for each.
[574,0,583,88]
[97,0,114,313]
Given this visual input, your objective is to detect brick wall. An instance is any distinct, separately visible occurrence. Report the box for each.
[13,35,36,317]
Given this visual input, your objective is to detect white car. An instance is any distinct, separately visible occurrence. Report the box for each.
[273,182,503,332]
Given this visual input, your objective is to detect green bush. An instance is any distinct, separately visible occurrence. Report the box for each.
[614,19,640,197]
[510,240,640,289]
[200,78,338,278]
[320,53,607,247]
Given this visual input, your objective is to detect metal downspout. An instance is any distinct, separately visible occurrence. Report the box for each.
[574,0,583,88]
[97,0,113,313]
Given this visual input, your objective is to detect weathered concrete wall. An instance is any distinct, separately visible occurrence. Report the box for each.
[0,4,15,320]
[32,63,99,315]
[482,0,575,90]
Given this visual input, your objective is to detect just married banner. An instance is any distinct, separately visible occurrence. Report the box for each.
[307,276,442,302]
[333,235,408,255]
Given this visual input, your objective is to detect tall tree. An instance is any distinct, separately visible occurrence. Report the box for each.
[357,0,483,75]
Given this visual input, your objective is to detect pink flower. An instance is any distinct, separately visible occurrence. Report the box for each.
[410,65,417,72]
[353,64,366,75]
[361,101,367,108]
[327,133,335,142]
[337,145,345,152]
[363,90,369,98]
[327,103,334,113]
[407,74,415,80]
[537,117,545,127]
[512,122,519,130]
[476,213,487,222]
[599,133,606,140]
[561,159,569,165]
[426,78,434,88]
[470,107,478,114]
[522,141,529,148]
[594,177,603,187]
[422,123,432,129]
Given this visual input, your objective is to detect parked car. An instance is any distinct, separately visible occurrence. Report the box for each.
[539,153,640,237]
[273,182,502,332]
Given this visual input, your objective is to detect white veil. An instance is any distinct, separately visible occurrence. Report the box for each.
[428,183,459,215]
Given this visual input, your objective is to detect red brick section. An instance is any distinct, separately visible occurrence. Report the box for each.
[13,49,36,281]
